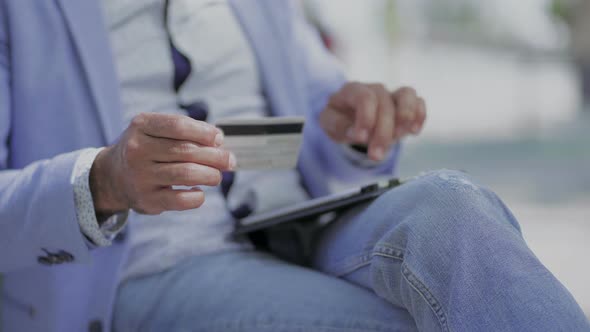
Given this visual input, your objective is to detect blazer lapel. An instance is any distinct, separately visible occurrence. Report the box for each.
[56,0,123,143]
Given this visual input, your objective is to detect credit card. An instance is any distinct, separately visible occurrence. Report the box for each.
[216,117,305,170]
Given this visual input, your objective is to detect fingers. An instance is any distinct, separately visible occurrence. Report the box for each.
[351,86,378,143]
[136,188,206,215]
[152,163,223,187]
[368,84,396,161]
[414,97,427,134]
[132,163,219,215]
[323,82,427,161]
[393,87,419,139]
[394,87,418,122]
[329,82,379,143]
[159,188,206,211]
[131,113,222,147]
[141,135,236,171]
[319,106,355,142]
[108,113,232,215]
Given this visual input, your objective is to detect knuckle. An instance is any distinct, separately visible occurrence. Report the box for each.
[373,83,388,95]
[164,116,183,134]
[358,86,375,101]
[126,138,141,153]
[173,142,196,156]
[356,93,377,115]
[124,139,142,162]
[171,115,185,130]
[131,113,148,129]
[190,121,217,145]
[178,164,196,181]
[134,198,159,215]
[398,86,417,97]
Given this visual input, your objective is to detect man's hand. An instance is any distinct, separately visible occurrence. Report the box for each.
[320,82,427,161]
[90,113,236,215]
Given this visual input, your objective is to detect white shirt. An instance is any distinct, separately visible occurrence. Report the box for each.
[72,0,309,280]
[74,0,374,281]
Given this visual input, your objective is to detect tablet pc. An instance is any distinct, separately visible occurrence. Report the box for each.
[234,178,403,234]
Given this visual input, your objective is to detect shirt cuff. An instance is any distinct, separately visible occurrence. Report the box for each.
[339,144,386,168]
[71,148,129,247]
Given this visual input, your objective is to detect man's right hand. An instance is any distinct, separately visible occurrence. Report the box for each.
[90,113,236,216]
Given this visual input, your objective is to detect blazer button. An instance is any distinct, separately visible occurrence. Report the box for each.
[88,320,103,332]
[37,256,53,265]
[114,231,126,243]
[57,250,74,262]
[53,256,65,264]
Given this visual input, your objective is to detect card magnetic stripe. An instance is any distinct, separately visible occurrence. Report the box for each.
[217,123,304,136]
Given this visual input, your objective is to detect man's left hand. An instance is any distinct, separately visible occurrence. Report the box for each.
[320,82,427,161]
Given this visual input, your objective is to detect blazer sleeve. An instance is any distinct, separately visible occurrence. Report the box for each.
[291,2,401,186]
[0,5,92,273]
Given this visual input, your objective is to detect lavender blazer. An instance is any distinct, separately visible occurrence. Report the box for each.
[0,1,399,330]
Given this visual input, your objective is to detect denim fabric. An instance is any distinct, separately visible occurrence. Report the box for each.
[113,170,590,331]
[114,250,416,332]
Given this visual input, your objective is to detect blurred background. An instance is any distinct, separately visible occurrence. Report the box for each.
[304,0,590,316]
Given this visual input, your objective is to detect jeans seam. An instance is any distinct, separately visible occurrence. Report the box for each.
[373,244,406,260]
[401,263,451,332]
[341,246,451,332]
[324,251,373,276]
[331,252,403,278]
[327,244,407,277]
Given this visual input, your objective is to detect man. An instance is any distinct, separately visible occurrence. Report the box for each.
[0,1,588,331]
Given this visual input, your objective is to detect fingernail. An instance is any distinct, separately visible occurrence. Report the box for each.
[229,153,237,170]
[356,129,369,142]
[214,132,224,147]
[372,147,385,161]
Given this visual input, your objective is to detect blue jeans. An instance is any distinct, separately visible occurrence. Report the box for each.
[113,170,589,331]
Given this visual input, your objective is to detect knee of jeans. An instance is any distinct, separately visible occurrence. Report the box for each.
[379,170,522,243]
